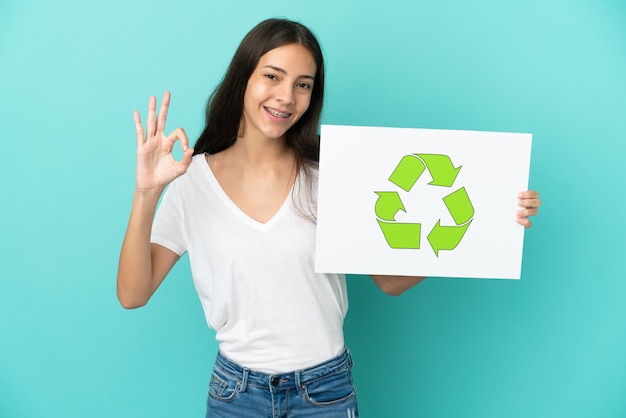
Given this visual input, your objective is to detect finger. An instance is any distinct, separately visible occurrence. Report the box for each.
[518,190,539,199]
[518,198,542,209]
[147,96,157,137]
[516,217,533,228]
[156,91,171,134]
[517,208,538,218]
[133,110,145,147]
[177,147,195,174]
[167,127,190,151]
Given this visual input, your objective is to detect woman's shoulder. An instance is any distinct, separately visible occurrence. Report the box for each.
[186,153,210,174]
[191,153,208,164]
[297,160,319,185]
[168,153,208,189]
[302,159,319,176]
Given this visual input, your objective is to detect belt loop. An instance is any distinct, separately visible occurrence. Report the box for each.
[346,346,353,368]
[295,371,304,395]
[240,368,249,393]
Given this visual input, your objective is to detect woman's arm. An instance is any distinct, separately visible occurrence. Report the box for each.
[116,92,193,308]
[370,275,427,296]
[117,191,179,308]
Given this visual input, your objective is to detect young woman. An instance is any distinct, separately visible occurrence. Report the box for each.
[117,18,541,418]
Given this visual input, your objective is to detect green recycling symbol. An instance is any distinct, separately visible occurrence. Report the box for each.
[374,154,475,256]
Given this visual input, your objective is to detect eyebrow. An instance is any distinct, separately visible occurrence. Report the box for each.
[262,65,315,80]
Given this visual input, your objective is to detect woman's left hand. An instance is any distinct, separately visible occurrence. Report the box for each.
[517,190,541,228]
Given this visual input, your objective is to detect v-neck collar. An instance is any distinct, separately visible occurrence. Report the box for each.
[199,154,294,232]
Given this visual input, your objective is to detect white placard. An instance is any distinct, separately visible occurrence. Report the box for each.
[315,125,532,279]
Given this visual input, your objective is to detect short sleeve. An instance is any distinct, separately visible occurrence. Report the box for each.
[151,182,187,256]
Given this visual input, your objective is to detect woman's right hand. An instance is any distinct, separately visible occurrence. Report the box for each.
[134,91,194,192]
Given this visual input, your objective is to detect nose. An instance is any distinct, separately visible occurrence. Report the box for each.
[276,82,295,105]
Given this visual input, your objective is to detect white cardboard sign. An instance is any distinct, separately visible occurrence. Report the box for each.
[315,125,532,279]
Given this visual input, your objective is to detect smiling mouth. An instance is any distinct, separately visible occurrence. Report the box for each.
[264,106,292,118]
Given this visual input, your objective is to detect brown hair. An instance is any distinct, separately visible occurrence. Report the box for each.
[193,18,325,220]
[193,18,325,164]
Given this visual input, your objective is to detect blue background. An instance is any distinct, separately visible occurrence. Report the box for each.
[1,0,625,417]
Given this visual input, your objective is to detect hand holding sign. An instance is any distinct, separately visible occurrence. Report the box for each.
[315,125,533,279]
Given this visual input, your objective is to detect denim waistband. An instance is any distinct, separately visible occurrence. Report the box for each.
[213,348,353,392]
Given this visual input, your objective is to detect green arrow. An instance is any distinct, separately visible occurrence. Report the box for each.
[443,187,474,225]
[374,192,406,221]
[388,155,426,192]
[417,154,461,187]
[377,220,421,249]
[427,220,471,256]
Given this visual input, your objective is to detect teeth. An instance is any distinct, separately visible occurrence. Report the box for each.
[266,107,290,118]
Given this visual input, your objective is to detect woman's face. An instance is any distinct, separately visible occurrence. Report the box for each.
[241,43,317,142]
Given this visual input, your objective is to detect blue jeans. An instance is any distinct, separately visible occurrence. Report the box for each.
[206,348,358,417]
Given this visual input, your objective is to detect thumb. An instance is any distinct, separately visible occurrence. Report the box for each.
[176,147,195,174]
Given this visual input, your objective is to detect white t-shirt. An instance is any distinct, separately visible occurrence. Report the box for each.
[151,154,348,374]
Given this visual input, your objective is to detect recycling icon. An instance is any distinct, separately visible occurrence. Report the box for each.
[374,154,475,256]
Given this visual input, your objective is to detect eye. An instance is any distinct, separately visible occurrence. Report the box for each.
[297,82,313,90]
[264,73,279,81]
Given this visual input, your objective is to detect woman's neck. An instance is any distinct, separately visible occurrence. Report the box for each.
[226,134,292,169]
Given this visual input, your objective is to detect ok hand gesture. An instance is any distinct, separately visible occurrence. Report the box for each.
[133,91,194,192]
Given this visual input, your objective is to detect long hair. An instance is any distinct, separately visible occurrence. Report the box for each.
[193,18,325,220]
[193,18,325,164]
